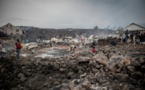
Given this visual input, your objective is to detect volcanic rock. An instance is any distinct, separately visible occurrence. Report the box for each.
[93,54,108,66]
[126,65,136,72]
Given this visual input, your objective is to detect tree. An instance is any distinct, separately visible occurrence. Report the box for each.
[94,26,99,30]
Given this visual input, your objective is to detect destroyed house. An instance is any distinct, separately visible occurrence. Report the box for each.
[0,23,23,36]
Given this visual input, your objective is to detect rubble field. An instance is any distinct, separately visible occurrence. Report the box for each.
[0,43,145,90]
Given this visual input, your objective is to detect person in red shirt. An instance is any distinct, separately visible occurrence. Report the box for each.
[15,39,22,60]
[92,47,97,55]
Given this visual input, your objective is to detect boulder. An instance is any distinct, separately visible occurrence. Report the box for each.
[77,56,90,64]
[79,50,93,57]
[137,58,145,64]
[126,66,136,72]
[115,73,128,82]
[107,55,124,71]
[131,59,140,67]
[59,68,67,72]
[81,79,91,89]
[131,72,142,79]
[93,54,108,66]
[18,73,25,77]
[24,74,49,90]
[141,65,145,71]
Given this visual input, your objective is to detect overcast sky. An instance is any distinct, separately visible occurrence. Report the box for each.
[0,0,145,29]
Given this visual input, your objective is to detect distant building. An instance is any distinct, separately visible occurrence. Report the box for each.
[0,23,23,36]
[124,23,145,32]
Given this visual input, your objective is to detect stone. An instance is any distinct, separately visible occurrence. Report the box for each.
[129,77,138,84]
[77,56,90,64]
[70,86,80,90]
[79,50,93,57]
[59,68,67,72]
[17,73,27,81]
[41,86,48,90]
[54,81,60,85]
[95,64,101,69]
[67,72,74,79]
[126,66,136,72]
[80,73,87,78]
[74,79,84,85]
[24,74,49,90]
[128,84,135,90]
[11,87,19,90]
[20,76,27,81]
[137,58,145,64]
[81,79,91,88]
[18,73,25,78]
[25,72,32,76]
[107,55,125,71]
[93,54,108,66]
[49,85,62,90]
[89,84,99,90]
[121,84,130,90]
[141,65,145,70]
[27,69,32,72]
[115,73,128,82]
[131,72,142,79]
[131,60,140,67]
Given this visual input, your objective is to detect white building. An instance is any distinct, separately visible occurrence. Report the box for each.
[124,23,145,32]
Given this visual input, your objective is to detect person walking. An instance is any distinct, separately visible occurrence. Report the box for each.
[15,39,22,60]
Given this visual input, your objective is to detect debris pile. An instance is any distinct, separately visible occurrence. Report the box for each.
[0,44,145,90]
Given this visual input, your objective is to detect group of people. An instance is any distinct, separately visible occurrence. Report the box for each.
[123,30,145,44]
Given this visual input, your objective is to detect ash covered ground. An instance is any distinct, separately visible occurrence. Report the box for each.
[0,40,145,90]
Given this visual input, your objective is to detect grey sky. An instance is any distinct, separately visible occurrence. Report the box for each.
[0,0,145,29]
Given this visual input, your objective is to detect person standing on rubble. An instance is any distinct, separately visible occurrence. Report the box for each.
[15,39,22,60]
[133,34,136,45]
[91,47,97,55]
[90,40,96,48]
[125,30,129,42]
